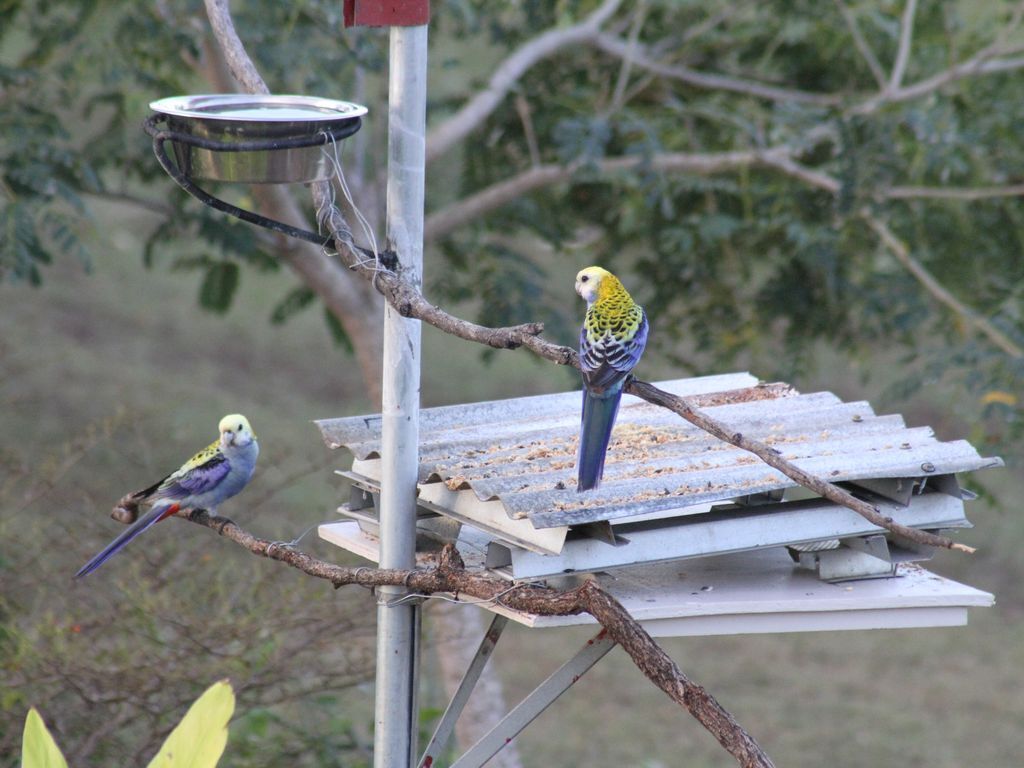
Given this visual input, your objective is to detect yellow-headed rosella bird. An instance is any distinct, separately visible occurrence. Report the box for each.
[75,414,259,578]
[575,267,648,491]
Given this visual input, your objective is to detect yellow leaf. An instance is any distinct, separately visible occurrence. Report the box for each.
[980,390,1017,407]
[21,708,69,768]
[146,680,235,768]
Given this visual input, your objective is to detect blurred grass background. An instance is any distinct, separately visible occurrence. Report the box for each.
[3,198,1023,766]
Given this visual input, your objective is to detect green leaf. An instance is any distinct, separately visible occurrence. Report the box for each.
[323,308,354,352]
[21,708,69,768]
[270,285,316,324]
[146,680,235,768]
[0,202,48,284]
[198,261,240,314]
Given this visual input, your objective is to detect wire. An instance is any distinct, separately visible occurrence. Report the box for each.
[318,131,387,287]
[264,517,342,555]
[381,580,547,609]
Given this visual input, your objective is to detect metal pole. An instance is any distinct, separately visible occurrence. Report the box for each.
[375,23,428,768]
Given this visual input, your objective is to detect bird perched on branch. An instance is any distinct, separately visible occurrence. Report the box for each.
[575,266,648,491]
[75,414,259,578]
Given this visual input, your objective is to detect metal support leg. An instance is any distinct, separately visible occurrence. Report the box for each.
[449,631,617,768]
[419,614,510,767]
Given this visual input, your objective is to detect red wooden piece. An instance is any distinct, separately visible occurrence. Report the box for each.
[344,0,430,27]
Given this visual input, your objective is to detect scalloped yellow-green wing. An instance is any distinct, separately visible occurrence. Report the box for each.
[21,708,69,768]
[146,680,235,768]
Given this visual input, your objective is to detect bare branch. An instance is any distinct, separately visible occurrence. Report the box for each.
[88,191,175,217]
[253,186,385,404]
[854,25,1024,116]
[755,149,841,194]
[681,4,740,44]
[873,51,1024,110]
[420,141,1019,242]
[833,0,888,89]
[594,33,841,106]
[886,184,1024,201]
[862,211,1024,358]
[202,0,268,94]
[888,0,919,92]
[513,94,542,168]
[424,148,839,241]
[425,0,624,164]
[182,511,776,768]
[425,164,570,241]
[626,380,974,553]
[607,1,648,114]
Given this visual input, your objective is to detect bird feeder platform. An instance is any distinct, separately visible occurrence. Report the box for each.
[317,372,998,768]
[319,520,992,635]
[317,372,1000,588]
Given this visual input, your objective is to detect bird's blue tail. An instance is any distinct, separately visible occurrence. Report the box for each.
[74,503,178,578]
[577,386,623,492]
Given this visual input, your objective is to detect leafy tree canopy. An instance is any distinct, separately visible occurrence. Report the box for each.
[2,0,1023,449]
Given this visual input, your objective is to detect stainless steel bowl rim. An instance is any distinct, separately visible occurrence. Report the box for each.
[149,94,368,122]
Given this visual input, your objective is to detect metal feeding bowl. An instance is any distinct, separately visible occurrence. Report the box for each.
[149,94,367,184]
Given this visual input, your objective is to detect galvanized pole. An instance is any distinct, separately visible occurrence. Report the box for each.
[374,22,428,768]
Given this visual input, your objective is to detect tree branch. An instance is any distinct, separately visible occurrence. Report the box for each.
[420,138,1019,242]
[624,380,974,553]
[424,141,1023,243]
[89,190,175,217]
[851,3,1024,117]
[424,148,839,241]
[886,184,1024,201]
[203,0,269,94]
[833,0,888,89]
[681,5,740,44]
[181,510,775,768]
[593,33,841,106]
[425,0,624,164]
[606,2,648,114]
[862,212,1023,359]
[888,0,919,93]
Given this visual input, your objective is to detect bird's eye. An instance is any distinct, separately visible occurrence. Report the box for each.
[581,275,589,282]
[238,423,243,431]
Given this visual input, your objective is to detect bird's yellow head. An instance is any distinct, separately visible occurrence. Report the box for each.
[575,266,615,305]
[219,414,255,449]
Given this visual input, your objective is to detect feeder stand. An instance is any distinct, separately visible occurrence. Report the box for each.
[374,24,429,768]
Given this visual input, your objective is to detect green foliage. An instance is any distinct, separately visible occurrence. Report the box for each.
[0,402,376,766]
[21,681,234,768]
[198,261,241,314]
[21,709,68,768]
[0,0,357,329]
[270,285,317,324]
[430,0,1024,452]
[5,0,1021,452]
[323,307,355,352]
[146,680,234,768]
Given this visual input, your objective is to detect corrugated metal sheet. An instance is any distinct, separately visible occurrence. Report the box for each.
[316,373,1002,531]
